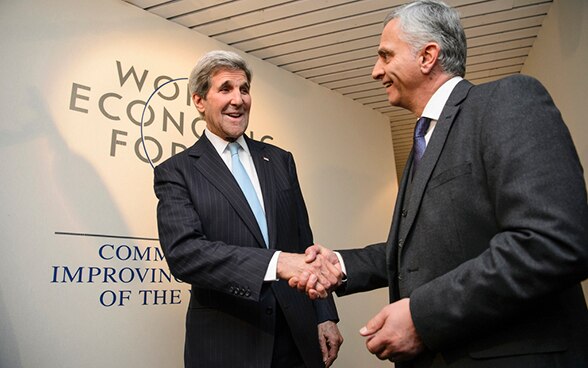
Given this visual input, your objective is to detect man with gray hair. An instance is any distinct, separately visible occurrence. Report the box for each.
[154,50,343,368]
[297,1,588,367]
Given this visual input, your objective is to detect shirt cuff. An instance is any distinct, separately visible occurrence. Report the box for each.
[334,251,348,278]
[264,251,282,281]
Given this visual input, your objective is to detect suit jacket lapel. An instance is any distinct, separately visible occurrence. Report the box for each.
[189,134,266,248]
[246,136,276,249]
[399,80,473,241]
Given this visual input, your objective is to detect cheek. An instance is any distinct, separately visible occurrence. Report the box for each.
[243,97,252,110]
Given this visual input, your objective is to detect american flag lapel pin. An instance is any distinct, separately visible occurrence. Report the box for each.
[263,156,270,161]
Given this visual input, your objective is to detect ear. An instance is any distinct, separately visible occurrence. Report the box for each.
[192,93,205,114]
[419,42,440,74]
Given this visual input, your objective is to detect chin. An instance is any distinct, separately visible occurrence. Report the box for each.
[388,98,401,107]
[228,128,247,140]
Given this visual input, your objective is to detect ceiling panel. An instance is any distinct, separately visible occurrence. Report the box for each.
[123,0,553,179]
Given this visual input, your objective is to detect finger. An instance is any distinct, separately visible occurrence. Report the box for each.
[295,271,312,292]
[307,289,321,300]
[360,311,385,336]
[375,343,398,361]
[313,255,334,289]
[364,327,396,361]
[288,277,299,288]
[365,334,387,359]
[325,351,336,368]
[309,264,332,292]
[326,338,340,366]
[301,272,317,292]
[318,333,328,364]
[313,281,327,298]
[315,272,332,291]
[322,258,341,286]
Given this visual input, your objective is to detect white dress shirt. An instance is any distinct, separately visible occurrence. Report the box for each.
[420,76,463,145]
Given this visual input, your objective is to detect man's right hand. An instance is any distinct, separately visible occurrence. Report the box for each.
[286,244,342,299]
[278,248,341,299]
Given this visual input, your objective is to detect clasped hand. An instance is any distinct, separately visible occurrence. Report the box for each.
[278,245,341,299]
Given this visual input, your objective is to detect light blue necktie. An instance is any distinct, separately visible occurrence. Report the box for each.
[228,142,268,247]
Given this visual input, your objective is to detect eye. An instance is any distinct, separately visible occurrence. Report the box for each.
[378,50,392,63]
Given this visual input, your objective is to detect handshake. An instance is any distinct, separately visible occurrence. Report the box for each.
[278,245,343,300]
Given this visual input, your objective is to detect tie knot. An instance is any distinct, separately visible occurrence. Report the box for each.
[414,117,431,138]
[228,142,240,156]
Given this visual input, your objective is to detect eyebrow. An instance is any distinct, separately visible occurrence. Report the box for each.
[218,80,250,89]
[218,80,232,89]
[378,48,392,57]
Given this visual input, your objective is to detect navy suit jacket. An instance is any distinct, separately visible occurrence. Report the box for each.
[338,75,588,367]
[154,133,337,368]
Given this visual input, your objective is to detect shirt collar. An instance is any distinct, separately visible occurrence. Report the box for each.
[421,76,463,121]
[204,129,250,156]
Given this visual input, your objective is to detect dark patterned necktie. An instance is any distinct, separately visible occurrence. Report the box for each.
[413,117,431,173]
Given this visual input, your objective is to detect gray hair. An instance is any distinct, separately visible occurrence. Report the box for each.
[384,0,467,77]
[188,50,252,98]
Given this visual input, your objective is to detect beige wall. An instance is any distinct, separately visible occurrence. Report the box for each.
[521,0,588,301]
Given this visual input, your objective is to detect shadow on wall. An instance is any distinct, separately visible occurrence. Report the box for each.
[0,86,132,366]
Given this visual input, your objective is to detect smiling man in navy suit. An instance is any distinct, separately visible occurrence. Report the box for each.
[154,50,342,368]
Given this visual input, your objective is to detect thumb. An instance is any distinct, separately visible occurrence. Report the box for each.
[304,245,320,263]
[359,310,385,337]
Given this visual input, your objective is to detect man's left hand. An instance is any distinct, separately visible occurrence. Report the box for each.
[360,298,424,362]
[318,320,343,367]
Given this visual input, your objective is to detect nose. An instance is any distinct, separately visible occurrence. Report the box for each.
[372,57,384,81]
[230,89,243,106]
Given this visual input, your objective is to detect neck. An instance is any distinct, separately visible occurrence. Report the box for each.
[412,72,454,116]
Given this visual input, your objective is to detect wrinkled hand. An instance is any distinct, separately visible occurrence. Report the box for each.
[277,251,341,298]
[318,321,343,367]
[288,244,342,299]
[360,298,424,362]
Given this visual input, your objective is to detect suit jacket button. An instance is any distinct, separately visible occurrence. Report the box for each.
[398,239,404,248]
[401,209,408,217]
[266,307,273,315]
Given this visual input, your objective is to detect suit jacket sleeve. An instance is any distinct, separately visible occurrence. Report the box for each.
[336,244,389,296]
[154,156,275,302]
[409,75,588,351]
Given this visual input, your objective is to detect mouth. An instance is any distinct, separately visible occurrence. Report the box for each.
[225,112,244,119]
[383,81,393,89]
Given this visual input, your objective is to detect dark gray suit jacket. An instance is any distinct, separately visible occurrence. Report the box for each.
[154,133,337,368]
[339,75,588,367]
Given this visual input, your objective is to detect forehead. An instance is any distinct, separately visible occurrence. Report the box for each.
[210,69,249,85]
[378,19,406,50]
